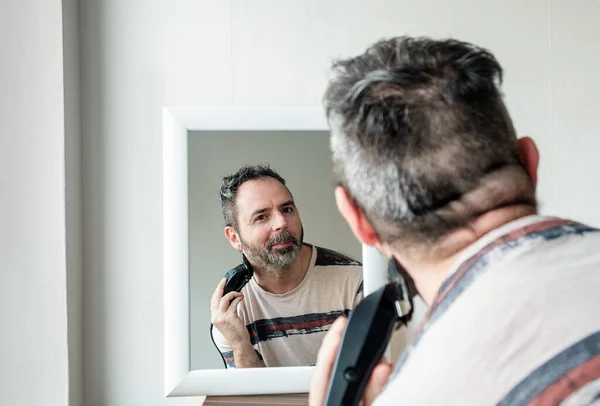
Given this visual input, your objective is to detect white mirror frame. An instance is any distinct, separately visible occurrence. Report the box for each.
[163,106,366,397]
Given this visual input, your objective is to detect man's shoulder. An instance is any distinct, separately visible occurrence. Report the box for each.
[313,245,362,267]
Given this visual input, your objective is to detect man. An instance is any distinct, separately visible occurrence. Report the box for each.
[210,164,363,368]
[310,36,600,405]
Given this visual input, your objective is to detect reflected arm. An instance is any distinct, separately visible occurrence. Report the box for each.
[231,340,265,368]
[211,324,265,368]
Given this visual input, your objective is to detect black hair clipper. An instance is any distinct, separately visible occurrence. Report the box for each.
[222,254,253,295]
[211,254,255,368]
[324,259,415,406]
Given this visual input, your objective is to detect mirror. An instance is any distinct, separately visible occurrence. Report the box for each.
[188,129,362,370]
[163,106,410,397]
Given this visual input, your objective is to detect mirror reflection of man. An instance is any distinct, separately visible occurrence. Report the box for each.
[210,165,363,368]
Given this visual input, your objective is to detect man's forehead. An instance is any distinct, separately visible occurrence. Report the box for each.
[235,178,294,214]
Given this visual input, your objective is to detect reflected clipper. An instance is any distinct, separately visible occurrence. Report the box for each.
[222,255,254,296]
[210,255,254,368]
[324,258,415,406]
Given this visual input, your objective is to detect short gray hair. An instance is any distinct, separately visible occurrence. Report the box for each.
[324,36,536,246]
[219,164,290,229]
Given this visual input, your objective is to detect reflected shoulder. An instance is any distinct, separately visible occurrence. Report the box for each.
[314,245,362,267]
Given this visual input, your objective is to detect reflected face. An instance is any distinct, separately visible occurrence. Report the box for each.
[234,178,304,269]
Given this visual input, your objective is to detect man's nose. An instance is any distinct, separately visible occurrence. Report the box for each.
[272,211,288,230]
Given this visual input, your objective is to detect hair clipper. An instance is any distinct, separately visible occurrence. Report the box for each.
[324,259,415,406]
[210,254,254,368]
[222,254,253,295]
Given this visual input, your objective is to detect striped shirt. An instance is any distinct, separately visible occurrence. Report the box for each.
[374,215,600,406]
[213,244,363,368]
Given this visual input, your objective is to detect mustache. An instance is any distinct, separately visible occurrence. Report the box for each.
[266,231,300,250]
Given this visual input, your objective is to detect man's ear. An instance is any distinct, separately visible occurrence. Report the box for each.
[518,136,539,187]
[224,226,243,251]
[334,186,379,246]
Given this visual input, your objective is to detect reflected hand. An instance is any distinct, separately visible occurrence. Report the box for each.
[309,317,393,406]
[210,278,249,346]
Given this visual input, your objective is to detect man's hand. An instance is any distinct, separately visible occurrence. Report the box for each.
[210,278,249,346]
[309,316,393,406]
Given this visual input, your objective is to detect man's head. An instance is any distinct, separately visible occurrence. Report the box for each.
[219,165,304,270]
[323,36,539,256]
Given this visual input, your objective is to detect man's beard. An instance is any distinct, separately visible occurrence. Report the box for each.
[240,228,304,271]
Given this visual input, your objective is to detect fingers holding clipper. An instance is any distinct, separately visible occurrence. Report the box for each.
[363,363,393,406]
[309,316,348,406]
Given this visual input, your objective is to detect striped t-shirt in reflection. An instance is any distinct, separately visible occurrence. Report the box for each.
[213,244,363,368]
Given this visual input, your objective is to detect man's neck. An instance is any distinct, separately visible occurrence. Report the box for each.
[400,205,537,306]
[251,244,312,294]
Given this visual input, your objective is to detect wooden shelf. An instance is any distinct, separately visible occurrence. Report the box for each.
[204,393,309,406]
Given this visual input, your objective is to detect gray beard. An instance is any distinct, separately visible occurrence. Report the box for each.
[241,229,304,271]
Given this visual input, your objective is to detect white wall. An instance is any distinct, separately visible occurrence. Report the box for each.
[0,1,71,406]
[550,1,600,223]
[63,1,83,405]
[187,130,362,370]
[76,1,600,405]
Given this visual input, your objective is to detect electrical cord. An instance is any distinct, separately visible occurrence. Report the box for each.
[210,323,229,369]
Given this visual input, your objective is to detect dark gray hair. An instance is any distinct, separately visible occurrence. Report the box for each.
[324,36,536,246]
[219,164,290,229]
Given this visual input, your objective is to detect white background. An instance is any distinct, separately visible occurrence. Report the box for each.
[2,0,599,405]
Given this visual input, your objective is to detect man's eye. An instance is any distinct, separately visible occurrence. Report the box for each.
[283,207,294,213]
[255,215,266,222]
